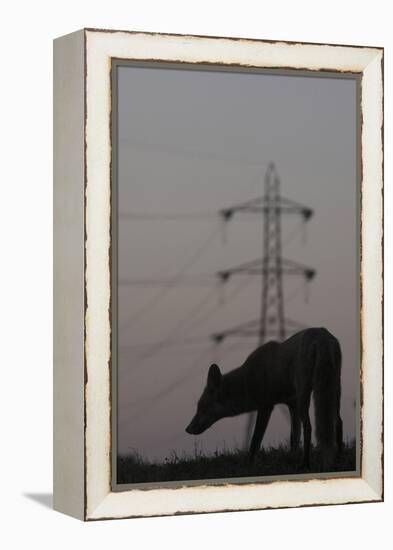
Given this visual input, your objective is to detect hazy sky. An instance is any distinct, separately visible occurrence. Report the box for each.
[116,65,358,460]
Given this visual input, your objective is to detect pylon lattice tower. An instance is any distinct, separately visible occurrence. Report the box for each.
[261,163,286,343]
[212,162,316,446]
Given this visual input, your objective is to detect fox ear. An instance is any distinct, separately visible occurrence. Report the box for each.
[207,363,221,388]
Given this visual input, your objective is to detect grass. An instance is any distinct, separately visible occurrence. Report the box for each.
[117,441,356,484]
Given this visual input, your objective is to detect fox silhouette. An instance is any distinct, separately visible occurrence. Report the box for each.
[186,327,343,470]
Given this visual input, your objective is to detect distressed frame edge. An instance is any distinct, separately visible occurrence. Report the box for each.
[88,481,381,521]
[84,26,384,53]
[83,29,383,521]
[53,29,86,521]
[358,48,384,500]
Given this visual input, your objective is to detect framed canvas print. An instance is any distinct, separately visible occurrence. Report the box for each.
[53,28,383,521]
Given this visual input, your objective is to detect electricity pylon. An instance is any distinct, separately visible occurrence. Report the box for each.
[211,162,315,446]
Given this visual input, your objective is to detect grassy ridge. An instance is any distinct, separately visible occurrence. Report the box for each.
[117,441,356,484]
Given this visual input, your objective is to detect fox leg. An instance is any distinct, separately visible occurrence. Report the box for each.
[301,411,312,468]
[336,415,343,456]
[249,406,273,457]
[297,392,312,469]
[289,405,301,452]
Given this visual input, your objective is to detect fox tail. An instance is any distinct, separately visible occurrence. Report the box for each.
[312,333,342,468]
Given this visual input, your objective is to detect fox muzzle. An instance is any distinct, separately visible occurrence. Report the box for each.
[185,421,204,435]
[185,413,216,435]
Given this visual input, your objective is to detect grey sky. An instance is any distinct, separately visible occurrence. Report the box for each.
[116,65,358,461]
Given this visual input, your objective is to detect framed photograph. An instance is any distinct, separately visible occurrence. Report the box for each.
[53,28,383,520]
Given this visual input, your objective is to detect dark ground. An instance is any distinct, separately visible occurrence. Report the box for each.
[117,441,357,485]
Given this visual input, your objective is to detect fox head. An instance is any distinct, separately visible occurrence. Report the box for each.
[185,364,226,435]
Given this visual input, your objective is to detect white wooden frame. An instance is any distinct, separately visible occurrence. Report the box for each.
[53,28,383,521]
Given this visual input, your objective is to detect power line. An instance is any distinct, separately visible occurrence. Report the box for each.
[119,212,216,221]
[119,337,206,353]
[119,275,215,287]
[119,221,306,289]
[212,317,308,343]
[119,224,220,333]
[124,285,219,369]
[119,164,274,224]
[121,278,304,362]
[120,275,255,376]
[127,347,212,419]
[161,276,256,349]
[119,279,306,361]
[121,137,269,168]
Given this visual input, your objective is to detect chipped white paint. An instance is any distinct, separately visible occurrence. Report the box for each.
[84,29,383,520]
[359,51,384,498]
